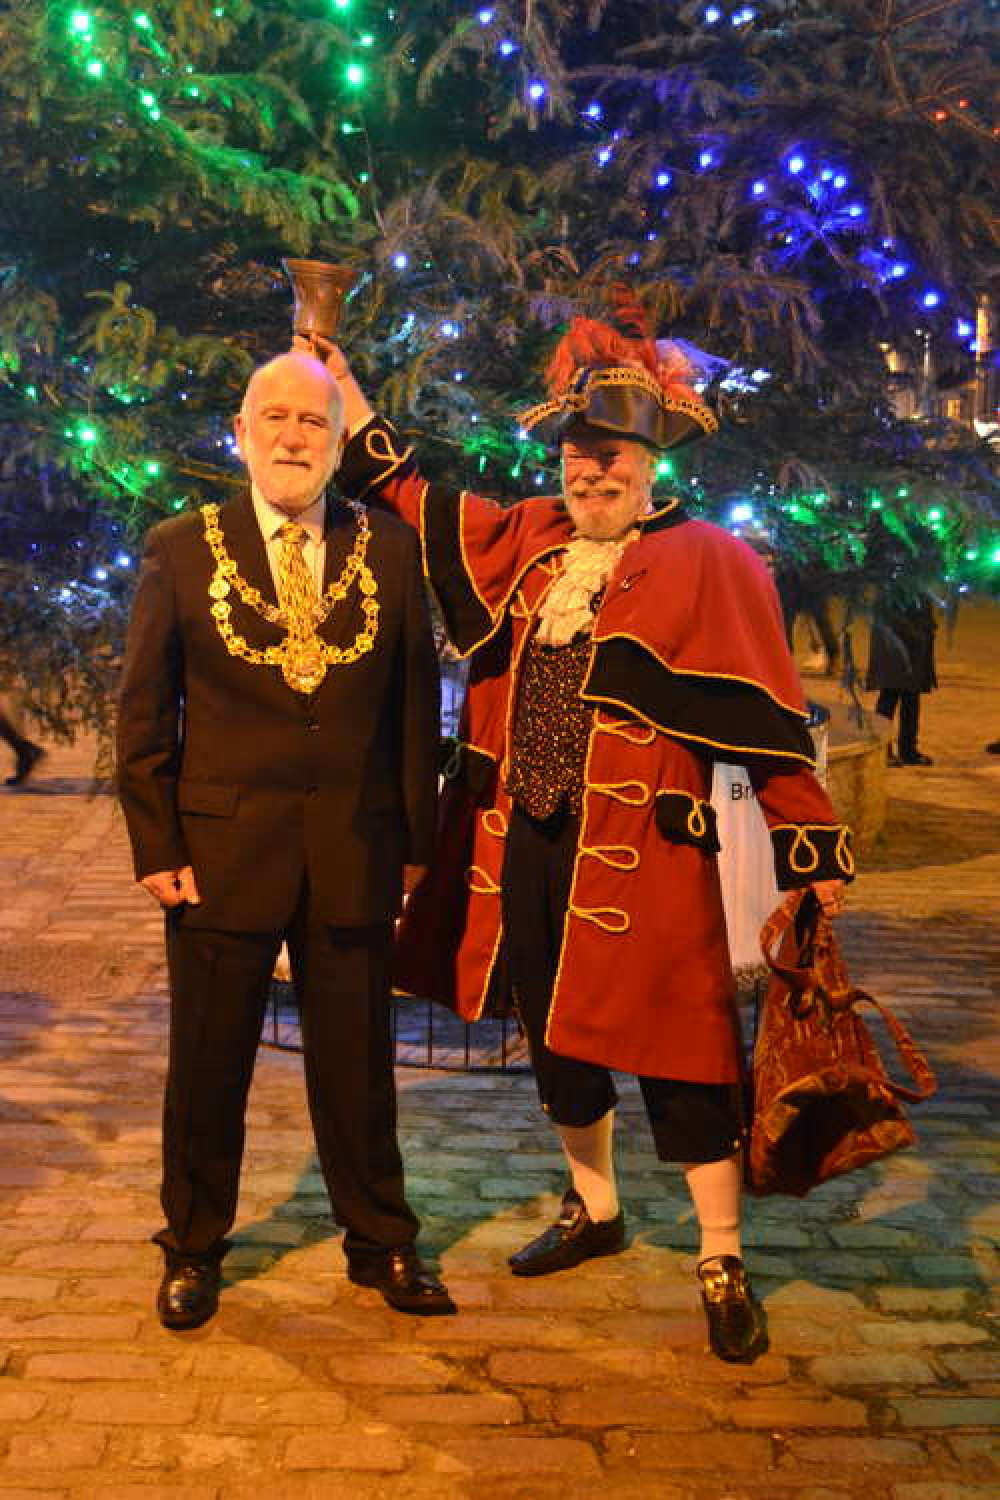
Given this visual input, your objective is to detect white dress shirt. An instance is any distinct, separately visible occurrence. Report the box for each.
[251,486,327,596]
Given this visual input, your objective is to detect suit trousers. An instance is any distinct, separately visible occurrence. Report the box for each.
[156,884,418,1265]
[502,803,742,1164]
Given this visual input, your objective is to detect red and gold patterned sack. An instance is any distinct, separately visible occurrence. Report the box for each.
[747,889,937,1197]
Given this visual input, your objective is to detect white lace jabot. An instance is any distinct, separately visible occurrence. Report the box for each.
[535,531,636,648]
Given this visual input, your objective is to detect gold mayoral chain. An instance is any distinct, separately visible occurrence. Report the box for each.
[200,502,379,694]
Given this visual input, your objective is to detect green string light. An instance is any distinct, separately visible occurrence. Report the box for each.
[345,62,365,87]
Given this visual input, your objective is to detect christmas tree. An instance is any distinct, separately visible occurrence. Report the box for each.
[0,0,996,738]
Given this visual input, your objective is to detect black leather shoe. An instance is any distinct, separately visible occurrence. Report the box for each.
[348,1247,455,1315]
[156,1259,221,1331]
[5,743,45,786]
[509,1188,626,1277]
[899,750,933,765]
[697,1255,767,1362]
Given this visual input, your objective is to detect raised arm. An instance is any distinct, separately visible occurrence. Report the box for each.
[305,337,563,658]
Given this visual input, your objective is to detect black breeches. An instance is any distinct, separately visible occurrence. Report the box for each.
[501,804,741,1164]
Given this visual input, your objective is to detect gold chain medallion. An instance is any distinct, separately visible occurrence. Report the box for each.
[200,502,379,692]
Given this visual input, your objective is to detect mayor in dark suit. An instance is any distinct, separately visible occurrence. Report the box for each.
[117,350,453,1328]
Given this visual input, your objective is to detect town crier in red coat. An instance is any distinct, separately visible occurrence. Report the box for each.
[310,312,853,1362]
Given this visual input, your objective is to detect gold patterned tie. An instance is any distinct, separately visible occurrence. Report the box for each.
[276,521,327,693]
[276,521,317,636]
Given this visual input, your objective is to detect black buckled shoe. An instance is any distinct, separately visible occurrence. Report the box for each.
[156,1259,221,1331]
[509,1188,626,1277]
[697,1254,767,1362]
[348,1246,456,1315]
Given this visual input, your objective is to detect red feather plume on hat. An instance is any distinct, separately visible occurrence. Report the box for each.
[544,285,698,406]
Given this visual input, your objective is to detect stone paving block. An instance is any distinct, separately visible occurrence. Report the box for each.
[23,1352,178,1381]
[782,1435,928,1467]
[491,1276,621,1310]
[0,1490,68,1500]
[414,1313,588,1347]
[806,1352,940,1385]
[857,1319,991,1348]
[70,1389,201,1426]
[603,1428,772,1468]
[14,1245,150,1272]
[320,1350,456,1388]
[0,1220,74,1247]
[5,1428,109,1468]
[753,1315,842,1353]
[910,1255,991,1283]
[187,1347,306,1384]
[945,1434,999,1465]
[69,1277,156,1308]
[554,1387,713,1429]
[936,1350,1000,1382]
[0,1277,61,1303]
[731,1394,869,1428]
[73,1488,218,1500]
[891,1397,1000,1428]
[0,1390,46,1421]
[433,1434,601,1475]
[488,1347,679,1387]
[220,1483,398,1500]
[176,1435,260,1470]
[0,1313,140,1341]
[759,1281,866,1313]
[215,1390,348,1426]
[372,1392,522,1425]
[889,1486,999,1499]
[283,1429,408,1471]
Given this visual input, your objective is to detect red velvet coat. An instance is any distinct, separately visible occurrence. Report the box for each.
[338,419,854,1085]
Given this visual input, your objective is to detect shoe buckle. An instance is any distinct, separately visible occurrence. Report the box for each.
[698,1258,749,1305]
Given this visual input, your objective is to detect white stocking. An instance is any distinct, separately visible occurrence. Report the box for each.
[683,1152,743,1262]
[556,1109,619,1223]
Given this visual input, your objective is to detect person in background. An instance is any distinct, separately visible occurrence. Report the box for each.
[0,695,45,786]
[866,592,937,766]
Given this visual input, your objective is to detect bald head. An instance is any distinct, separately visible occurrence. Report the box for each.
[235,351,345,515]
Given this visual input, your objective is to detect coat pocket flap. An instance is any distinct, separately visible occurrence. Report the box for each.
[654,790,720,853]
[178,781,239,817]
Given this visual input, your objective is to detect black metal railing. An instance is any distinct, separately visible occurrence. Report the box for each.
[264,981,529,1072]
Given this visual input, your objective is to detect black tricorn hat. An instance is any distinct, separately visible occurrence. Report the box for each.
[516,316,719,453]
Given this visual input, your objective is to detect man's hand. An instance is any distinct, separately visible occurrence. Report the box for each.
[402,864,428,899]
[292,334,374,434]
[810,878,847,918]
[140,866,201,908]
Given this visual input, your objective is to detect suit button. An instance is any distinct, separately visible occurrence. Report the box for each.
[306,720,320,731]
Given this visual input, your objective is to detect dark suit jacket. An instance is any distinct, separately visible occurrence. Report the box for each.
[116,491,440,931]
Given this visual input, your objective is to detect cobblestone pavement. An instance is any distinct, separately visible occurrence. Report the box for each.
[0,603,997,1500]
